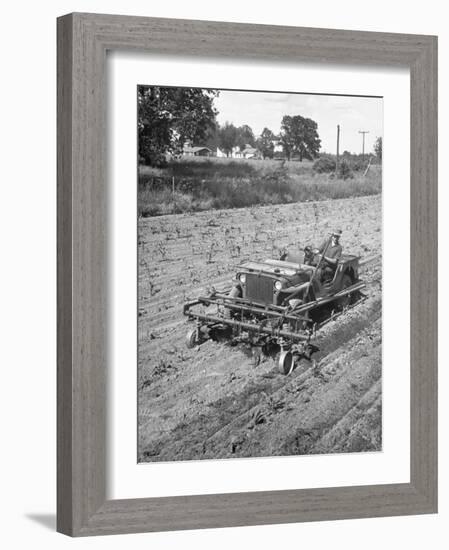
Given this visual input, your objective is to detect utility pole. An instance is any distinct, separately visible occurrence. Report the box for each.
[336,124,340,173]
[358,130,369,162]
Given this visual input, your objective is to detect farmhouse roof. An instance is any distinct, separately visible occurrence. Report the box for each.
[183,146,212,153]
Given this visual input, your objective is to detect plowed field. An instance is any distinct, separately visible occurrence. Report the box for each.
[138,195,382,462]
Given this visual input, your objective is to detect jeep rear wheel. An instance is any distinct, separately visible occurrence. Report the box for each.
[338,274,353,309]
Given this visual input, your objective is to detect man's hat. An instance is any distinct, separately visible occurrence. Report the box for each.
[332,229,342,237]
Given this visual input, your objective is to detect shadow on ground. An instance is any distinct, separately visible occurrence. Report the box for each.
[25,513,56,531]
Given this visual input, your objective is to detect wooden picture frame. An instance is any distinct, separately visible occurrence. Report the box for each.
[57,12,437,536]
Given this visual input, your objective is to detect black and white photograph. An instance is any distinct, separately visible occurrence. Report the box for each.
[1,0,442,543]
[137,85,383,463]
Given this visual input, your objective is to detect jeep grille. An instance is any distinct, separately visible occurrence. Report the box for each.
[244,274,274,304]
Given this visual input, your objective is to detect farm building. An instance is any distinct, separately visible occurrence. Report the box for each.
[183,145,212,157]
[216,146,240,158]
[241,146,260,159]
[216,145,261,159]
[272,138,284,154]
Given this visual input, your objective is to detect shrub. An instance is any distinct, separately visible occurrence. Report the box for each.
[337,160,354,180]
[312,157,336,173]
[350,160,366,172]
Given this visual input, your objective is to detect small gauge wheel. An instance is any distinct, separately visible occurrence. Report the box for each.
[186,328,198,349]
[278,350,294,375]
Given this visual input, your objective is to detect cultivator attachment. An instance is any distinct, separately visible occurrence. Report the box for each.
[183,279,365,375]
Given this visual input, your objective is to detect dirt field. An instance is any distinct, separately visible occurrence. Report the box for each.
[138,195,382,462]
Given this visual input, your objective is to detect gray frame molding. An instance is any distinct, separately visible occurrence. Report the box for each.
[57,12,437,536]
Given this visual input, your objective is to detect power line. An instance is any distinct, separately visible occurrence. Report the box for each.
[358,130,369,161]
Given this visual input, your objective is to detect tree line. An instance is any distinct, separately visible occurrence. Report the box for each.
[138,86,381,166]
[205,117,321,162]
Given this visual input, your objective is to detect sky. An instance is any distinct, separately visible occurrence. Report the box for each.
[214,90,383,155]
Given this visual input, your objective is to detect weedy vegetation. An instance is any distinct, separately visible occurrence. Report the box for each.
[138,156,381,217]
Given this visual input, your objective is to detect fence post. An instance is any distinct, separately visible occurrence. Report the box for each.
[172,176,175,198]
[363,156,372,177]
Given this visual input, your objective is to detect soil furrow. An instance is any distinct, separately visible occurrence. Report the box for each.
[138,195,382,461]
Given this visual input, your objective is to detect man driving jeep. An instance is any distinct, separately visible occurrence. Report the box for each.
[280,230,343,282]
[313,229,343,281]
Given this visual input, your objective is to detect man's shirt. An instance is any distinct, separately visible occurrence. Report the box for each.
[318,240,342,261]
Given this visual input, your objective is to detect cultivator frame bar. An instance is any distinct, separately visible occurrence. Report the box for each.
[183,281,365,373]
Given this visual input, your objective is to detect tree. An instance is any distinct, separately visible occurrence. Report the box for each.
[218,122,239,157]
[280,115,321,161]
[236,124,256,151]
[374,136,382,162]
[138,86,219,166]
[256,128,275,159]
[204,121,220,151]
